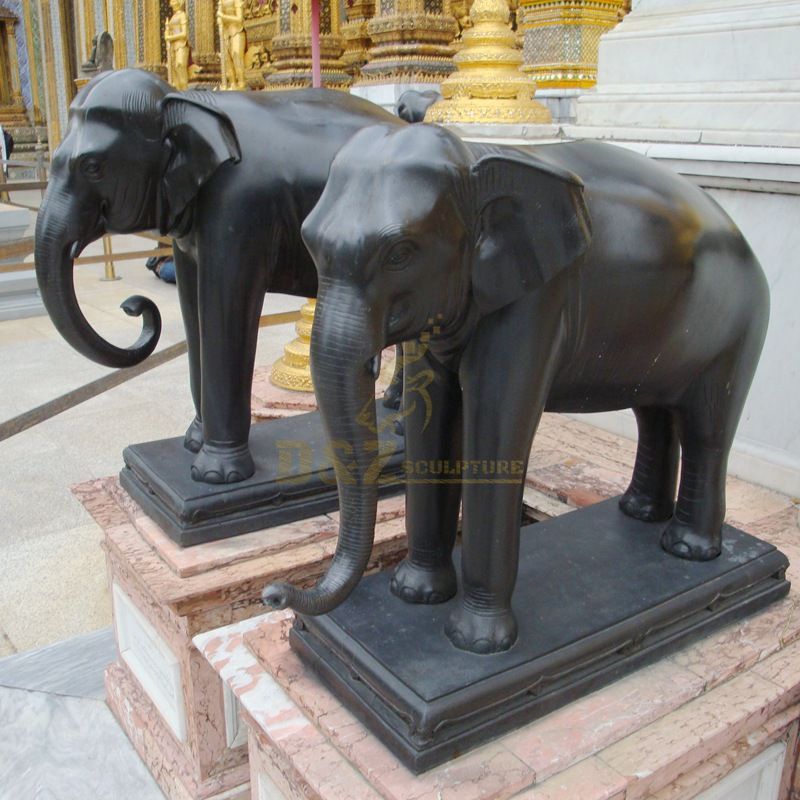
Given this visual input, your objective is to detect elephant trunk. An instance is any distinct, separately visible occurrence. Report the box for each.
[34,184,161,369]
[262,281,381,616]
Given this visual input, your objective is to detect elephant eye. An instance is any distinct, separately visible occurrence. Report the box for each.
[384,241,415,271]
[80,156,104,180]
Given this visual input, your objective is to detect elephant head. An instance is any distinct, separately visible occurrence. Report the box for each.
[35,68,241,368]
[396,89,442,123]
[262,123,591,616]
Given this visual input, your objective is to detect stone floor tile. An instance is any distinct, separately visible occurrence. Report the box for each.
[0,685,164,799]
[0,627,114,699]
[0,523,110,653]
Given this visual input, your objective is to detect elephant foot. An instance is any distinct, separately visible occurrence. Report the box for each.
[191,443,255,484]
[183,417,203,453]
[619,490,674,523]
[390,559,456,605]
[445,604,517,654]
[660,520,721,561]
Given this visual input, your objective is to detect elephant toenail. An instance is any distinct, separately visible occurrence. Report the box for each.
[227,472,242,483]
[473,639,492,654]
[402,587,416,601]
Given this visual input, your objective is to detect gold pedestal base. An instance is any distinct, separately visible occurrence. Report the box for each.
[425,94,550,124]
[424,0,550,125]
[270,300,315,393]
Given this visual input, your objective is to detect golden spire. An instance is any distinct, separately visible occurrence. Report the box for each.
[425,0,551,124]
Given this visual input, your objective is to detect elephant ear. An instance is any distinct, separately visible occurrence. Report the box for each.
[470,152,592,316]
[160,92,242,231]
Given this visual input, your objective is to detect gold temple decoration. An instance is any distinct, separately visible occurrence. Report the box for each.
[518,0,629,89]
[0,8,27,127]
[425,0,551,124]
[243,0,277,88]
[219,0,248,89]
[358,0,457,84]
[340,0,374,77]
[266,0,350,89]
[270,299,316,392]
[165,0,191,90]
[188,0,221,84]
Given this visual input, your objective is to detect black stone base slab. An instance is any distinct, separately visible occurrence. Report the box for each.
[120,405,404,547]
[292,498,790,773]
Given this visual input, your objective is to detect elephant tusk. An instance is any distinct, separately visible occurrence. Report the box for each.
[368,352,382,380]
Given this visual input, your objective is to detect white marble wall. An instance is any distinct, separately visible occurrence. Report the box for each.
[564,0,800,496]
[575,0,800,146]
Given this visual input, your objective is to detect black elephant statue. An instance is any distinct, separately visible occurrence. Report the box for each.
[34,68,404,485]
[263,123,769,655]
[396,90,442,123]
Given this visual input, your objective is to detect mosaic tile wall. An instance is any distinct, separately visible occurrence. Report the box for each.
[123,0,136,65]
[48,0,69,135]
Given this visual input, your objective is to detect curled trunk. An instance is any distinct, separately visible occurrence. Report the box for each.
[262,282,380,615]
[34,185,161,368]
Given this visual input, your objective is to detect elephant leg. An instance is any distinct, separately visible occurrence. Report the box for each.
[382,344,404,411]
[619,407,679,522]
[190,248,267,484]
[447,300,564,654]
[661,348,754,561]
[390,342,461,605]
[173,246,203,453]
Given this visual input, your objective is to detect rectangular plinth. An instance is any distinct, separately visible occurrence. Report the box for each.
[121,404,404,546]
[293,498,790,773]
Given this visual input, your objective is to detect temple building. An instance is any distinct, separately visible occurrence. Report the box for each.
[2,0,630,151]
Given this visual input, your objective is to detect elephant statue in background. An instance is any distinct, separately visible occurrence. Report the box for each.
[263,123,769,655]
[396,90,442,123]
[34,69,405,485]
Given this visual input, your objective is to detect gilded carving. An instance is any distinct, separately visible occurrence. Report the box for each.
[165,0,191,88]
[518,0,629,89]
[218,0,247,89]
[359,0,457,84]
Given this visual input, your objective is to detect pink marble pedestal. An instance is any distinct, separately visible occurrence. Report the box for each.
[74,478,407,800]
[195,414,800,800]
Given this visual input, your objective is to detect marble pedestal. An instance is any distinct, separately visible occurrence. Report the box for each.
[196,414,800,800]
[75,477,408,800]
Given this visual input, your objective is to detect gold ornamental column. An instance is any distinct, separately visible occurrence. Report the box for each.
[518,0,629,89]
[134,0,167,75]
[358,0,457,84]
[266,0,351,89]
[243,0,276,87]
[271,300,316,392]
[425,0,550,123]
[340,0,374,77]
[192,0,223,84]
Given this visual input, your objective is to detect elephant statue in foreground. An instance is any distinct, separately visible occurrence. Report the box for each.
[34,69,404,484]
[263,124,769,654]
